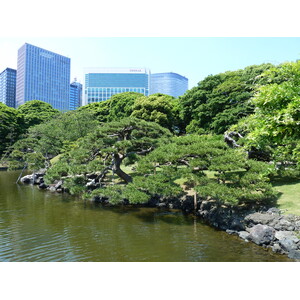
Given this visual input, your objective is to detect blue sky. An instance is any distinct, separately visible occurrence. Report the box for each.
[1,37,300,89]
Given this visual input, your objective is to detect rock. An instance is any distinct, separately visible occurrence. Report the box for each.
[32,171,46,184]
[48,186,56,192]
[274,219,294,231]
[36,168,46,175]
[230,218,245,231]
[295,221,300,231]
[288,250,300,261]
[199,200,212,211]
[226,229,237,235]
[38,182,48,189]
[275,231,300,243]
[146,196,160,207]
[284,214,300,222]
[92,195,109,204]
[86,173,98,179]
[266,208,281,215]
[279,238,298,253]
[34,177,43,184]
[244,212,277,226]
[238,231,250,241]
[20,175,33,184]
[86,180,100,189]
[245,227,252,233]
[181,197,195,214]
[248,224,276,245]
[271,243,283,254]
[54,180,63,190]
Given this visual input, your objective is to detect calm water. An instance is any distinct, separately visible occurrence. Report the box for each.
[0,171,291,262]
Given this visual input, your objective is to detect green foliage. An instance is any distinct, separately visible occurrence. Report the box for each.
[130,173,183,198]
[108,92,144,121]
[8,136,42,170]
[231,61,300,171]
[63,176,86,195]
[138,135,276,206]
[180,63,275,134]
[131,93,181,132]
[87,171,183,205]
[89,185,127,205]
[8,110,98,171]
[1,100,59,159]
[0,103,21,155]
[78,92,143,123]
[44,160,69,183]
[28,110,98,156]
[79,92,183,133]
[17,100,60,131]
[45,118,173,198]
[78,101,110,123]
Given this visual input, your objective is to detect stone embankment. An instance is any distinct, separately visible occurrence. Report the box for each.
[20,170,64,192]
[20,172,300,261]
[195,199,300,261]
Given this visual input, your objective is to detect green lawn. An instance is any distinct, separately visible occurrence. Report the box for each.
[0,162,8,168]
[272,179,300,216]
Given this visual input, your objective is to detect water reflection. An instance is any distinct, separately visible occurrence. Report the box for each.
[0,171,292,262]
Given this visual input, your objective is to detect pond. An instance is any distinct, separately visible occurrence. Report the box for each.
[0,171,291,262]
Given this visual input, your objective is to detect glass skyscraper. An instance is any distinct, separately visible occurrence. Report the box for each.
[0,68,17,108]
[150,72,188,98]
[84,68,150,105]
[16,43,70,111]
[69,80,82,110]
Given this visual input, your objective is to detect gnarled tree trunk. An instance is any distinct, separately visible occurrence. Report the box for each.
[112,153,133,183]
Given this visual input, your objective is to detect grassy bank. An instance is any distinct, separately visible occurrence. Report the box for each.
[272,179,300,216]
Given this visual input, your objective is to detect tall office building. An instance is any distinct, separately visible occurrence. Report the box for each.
[84,68,150,105]
[16,43,70,111]
[150,72,188,98]
[69,80,82,110]
[0,68,17,108]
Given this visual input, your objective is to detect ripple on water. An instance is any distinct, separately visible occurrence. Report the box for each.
[0,171,293,262]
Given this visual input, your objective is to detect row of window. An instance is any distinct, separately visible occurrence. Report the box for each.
[87,87,145,93]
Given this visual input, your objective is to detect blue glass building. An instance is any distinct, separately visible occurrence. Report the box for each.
[84,68,150,105]
[0,68,17,108]
[16,43,70,111]
[69,80,82,110]
[150,72,188,98]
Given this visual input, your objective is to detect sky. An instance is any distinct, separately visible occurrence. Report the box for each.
[1,37,300,90]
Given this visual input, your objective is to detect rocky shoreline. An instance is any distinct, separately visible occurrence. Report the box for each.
[195,199,300,261]
[20,171,300,261]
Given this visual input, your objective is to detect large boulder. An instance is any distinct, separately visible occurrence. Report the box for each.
[288,250,300,261]
[275,231,300,243]
[279,238,298,253]
[244,212,279,226]
[20,174,34,184]
[274,231,300,253]
[274,219,294,231]
[248,224,276,245]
